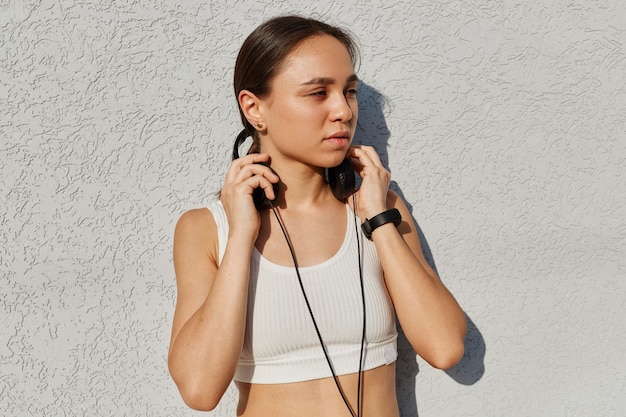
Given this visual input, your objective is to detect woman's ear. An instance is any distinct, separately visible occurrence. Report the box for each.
[238,90,265,130]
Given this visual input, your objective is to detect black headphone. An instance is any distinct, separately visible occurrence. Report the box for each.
[232,130,356,208]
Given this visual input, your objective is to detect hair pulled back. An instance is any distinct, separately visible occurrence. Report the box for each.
[233,15,358,154]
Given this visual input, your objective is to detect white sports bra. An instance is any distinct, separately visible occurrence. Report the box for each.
[208,199,397,384]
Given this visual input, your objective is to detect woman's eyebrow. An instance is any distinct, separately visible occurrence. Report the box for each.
[300,74,359,86]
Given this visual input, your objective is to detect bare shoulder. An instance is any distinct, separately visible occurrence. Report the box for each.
[175,207,215,235]
[174,207,219,267]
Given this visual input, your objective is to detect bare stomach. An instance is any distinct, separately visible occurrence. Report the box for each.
[235,363,399,417]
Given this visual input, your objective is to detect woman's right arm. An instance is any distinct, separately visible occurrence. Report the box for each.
[168,153,278,411]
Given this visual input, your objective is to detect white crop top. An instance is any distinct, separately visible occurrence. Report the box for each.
[208,199,398,384]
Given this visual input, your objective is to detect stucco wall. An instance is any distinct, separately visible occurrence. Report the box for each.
[2,1,625,416]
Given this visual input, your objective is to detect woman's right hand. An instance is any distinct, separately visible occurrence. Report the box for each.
[220,153,279,239]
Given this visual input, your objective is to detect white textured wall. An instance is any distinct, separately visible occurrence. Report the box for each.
[2,0,625,416]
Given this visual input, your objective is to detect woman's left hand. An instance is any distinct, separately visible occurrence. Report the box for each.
[345,145,391,219]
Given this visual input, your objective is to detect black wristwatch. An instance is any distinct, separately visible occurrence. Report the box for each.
[361,208,402,240]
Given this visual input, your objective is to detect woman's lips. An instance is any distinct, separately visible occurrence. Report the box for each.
[325,136,350,146]
[325,131,350,146]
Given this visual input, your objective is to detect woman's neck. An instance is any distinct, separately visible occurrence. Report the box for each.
[269,163,334,210]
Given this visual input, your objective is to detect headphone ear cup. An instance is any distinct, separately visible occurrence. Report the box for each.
[327,159,355,201]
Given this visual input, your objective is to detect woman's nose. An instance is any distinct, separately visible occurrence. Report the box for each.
[330,93,354,122]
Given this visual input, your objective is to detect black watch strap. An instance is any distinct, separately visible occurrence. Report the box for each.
[361,208,402,240]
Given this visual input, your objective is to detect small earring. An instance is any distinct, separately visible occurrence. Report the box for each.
[255,121,264,129]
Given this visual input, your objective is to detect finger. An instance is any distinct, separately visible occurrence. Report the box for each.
[238,163,279,185]
[346,147,378,176]
[226,153,274,183]
[228,163,279,204]
[228,153,270,173]
[257,178,278,201]
[349,145,384,168]
[239,174,277,201]
[246,152,271,164]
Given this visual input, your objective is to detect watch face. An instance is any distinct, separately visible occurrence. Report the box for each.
[361,220,373,239]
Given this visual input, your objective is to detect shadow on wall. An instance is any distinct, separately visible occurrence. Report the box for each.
[355,83,486,416]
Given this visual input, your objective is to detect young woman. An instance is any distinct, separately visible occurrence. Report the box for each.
[168,15,466,417]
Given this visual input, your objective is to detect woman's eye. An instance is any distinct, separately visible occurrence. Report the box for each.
[346,88,358,96]
[310,90,327,96]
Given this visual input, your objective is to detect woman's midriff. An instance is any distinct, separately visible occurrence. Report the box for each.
[235,363,399,417]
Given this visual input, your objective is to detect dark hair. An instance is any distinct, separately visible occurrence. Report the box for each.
[233,15,359,154]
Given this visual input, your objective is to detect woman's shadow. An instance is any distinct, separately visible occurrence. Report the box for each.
[354,82,486,417]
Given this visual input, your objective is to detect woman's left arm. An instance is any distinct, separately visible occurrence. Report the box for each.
[375,191,466,369]
[348,145,467,369]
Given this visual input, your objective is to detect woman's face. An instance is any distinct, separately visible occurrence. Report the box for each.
[258,34,359,169]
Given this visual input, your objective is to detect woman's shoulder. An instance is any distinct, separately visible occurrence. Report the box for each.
[174,203,221,264]
[176,199,224,229]
[176,207,213,231]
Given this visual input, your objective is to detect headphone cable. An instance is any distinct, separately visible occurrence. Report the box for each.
[268,198,366,417]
